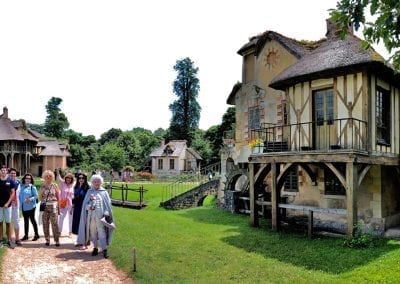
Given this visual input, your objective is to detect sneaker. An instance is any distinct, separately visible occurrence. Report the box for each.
[103,249,108,259]
[91,248,98,256]
[45,242,50,246]
[32,235,40,241]
[55,242,60,247]
[6,241,14,249]
[15,240,22,246]
[21,236,29,241]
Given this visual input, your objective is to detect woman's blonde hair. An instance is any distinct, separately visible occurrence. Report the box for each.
[42,170,55,180]
[64,172,75,183]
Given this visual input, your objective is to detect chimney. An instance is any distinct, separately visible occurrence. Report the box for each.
[161,139,165,147]
[326,18,353,38]
[2,106,8,119]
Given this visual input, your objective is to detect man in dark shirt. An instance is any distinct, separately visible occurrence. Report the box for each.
[0,165,16,248]
[9,168,21,246]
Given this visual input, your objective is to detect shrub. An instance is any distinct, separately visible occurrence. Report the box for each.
[343,222,375,248]
[135,171,154,181]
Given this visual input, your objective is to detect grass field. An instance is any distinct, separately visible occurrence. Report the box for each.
[1,181,400,283]
[108,182,400,283]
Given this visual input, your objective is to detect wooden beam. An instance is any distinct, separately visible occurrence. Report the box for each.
[249,163,259,227]
[358,165,371,186]
[299,164,317,185]
[325,162,346,188]
[277,162,293,189]
[308,210,314,239]
[346,162,358,236]
[271,161,278,231]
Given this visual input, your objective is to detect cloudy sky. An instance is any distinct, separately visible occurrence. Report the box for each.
[0,0,388,138]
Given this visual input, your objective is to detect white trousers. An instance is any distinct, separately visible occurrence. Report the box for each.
[58,205,73,234]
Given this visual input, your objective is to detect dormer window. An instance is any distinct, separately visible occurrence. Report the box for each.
[163,145,174,155]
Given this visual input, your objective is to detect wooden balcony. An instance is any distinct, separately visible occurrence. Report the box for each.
[251,118,368,153]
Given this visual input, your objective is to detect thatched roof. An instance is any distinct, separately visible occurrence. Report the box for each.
[270,33,399,89]
[226,82,242,105]
[0,108,38,142]
[36,140,70,157]
[0,118,25,141]
[237,30,318,58]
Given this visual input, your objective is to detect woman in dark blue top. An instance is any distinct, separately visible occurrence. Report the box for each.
[72,173,90,245]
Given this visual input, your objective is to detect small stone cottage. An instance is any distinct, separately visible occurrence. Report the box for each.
[149,140,202,177]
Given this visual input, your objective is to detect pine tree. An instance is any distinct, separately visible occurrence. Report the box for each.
[168,57,201,146]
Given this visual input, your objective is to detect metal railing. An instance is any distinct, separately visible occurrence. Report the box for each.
[251,118,368,153]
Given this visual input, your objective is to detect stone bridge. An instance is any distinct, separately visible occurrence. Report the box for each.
[160,179,219,210]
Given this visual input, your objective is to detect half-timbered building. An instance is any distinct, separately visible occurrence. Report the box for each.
[221,20,400,236]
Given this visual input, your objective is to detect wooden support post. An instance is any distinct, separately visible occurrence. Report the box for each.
[121,184,125,203]
[346,162,358,236]
[132,247,137,272]
[125,183,128,202]
[249,163,259,227]
[140,186,144,206]
[271,161,278,231]
[308,210,314,239]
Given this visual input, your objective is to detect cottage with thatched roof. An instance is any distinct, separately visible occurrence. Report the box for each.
[149,140,202,177]
[0,106,70,176]
[222,19,400,237]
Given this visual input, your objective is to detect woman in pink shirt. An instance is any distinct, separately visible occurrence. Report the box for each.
[56,170,74,237]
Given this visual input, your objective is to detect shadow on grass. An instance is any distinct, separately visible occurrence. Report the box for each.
[179,207,400,274]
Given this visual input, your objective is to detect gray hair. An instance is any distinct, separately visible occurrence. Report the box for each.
[90,174,104,184]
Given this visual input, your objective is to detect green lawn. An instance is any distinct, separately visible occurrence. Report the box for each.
[109,183,400,283]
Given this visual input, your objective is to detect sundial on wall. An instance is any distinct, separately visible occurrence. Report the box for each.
[263,47,279,70]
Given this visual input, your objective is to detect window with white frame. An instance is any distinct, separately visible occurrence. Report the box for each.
[158,159,163,170]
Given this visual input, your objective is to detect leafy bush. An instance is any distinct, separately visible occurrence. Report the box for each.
[343,222,375,248]
[135,171,154,181]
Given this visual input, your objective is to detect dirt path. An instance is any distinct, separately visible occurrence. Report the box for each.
[1,235,134,283]
[1,213,134,283]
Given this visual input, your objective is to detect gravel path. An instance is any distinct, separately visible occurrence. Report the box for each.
[1,212,134,283]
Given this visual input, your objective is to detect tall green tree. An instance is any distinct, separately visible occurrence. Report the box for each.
[27,123,45,135]
[99,142,126,171]
[169,57,201,145]
[203,107,235,164]
[330,0,400,71]
[99,128,123,145]
[43,97,69,138]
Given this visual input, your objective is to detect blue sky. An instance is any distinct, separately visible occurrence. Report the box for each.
[0,0,388,138]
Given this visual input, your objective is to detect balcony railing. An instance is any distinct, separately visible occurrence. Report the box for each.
[0,145,33,152]
[251,118,368,153]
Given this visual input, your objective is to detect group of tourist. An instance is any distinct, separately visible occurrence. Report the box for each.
[0,165,114,259]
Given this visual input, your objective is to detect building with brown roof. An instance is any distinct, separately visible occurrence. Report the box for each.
[222,19,400,237]
[0,106,70,176]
